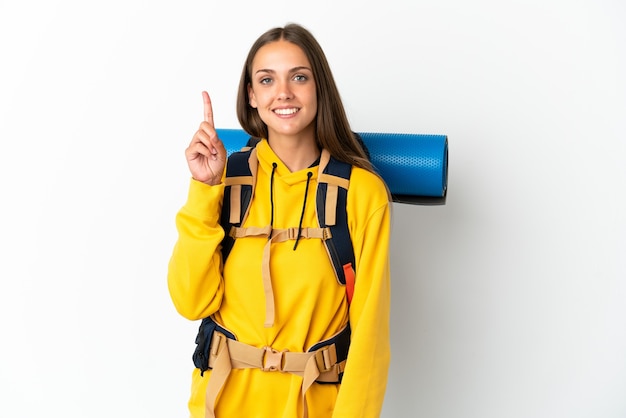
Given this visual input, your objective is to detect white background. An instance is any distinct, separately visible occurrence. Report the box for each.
[1,1,625,417]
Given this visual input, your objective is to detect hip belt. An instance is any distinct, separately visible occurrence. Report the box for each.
[193,317,350,418]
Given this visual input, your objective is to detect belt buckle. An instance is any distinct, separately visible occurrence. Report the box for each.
[262,346,286,372]
[314,346,337,373]
[210,333,226,356]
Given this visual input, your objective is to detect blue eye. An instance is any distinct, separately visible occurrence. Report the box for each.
[294,74,307,82]
[259,77,272,85]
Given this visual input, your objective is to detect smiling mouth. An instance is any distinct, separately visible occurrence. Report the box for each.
[273,108,300,115]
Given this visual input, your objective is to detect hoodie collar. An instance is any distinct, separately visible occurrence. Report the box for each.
[256,139,319,186]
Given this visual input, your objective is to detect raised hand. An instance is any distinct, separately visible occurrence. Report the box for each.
[185,91,227,185]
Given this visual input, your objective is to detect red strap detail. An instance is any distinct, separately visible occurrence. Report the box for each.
[343,263,355,305]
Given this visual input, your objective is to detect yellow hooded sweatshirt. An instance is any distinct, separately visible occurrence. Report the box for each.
[168,139,391,418]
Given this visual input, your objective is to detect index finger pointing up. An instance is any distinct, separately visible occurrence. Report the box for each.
[202,91,214,125]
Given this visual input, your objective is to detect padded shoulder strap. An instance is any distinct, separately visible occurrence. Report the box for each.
[316,150,356,303]
[221,145,357,304]
[221,148,257,260]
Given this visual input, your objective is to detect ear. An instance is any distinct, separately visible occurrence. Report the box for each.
[248,83,257,108]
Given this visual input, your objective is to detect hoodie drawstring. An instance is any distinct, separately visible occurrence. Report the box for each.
[294,171,313,250]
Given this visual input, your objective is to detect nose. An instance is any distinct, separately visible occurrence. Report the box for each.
[276,80,293,100]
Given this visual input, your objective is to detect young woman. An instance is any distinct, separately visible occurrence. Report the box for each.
[168,23,391,418]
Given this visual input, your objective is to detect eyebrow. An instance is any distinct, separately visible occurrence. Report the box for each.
[254,66,312,75]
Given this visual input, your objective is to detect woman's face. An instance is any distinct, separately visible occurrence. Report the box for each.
[248,40,317,141]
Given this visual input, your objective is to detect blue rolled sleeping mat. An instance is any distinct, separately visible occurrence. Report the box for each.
[216,129,448,205]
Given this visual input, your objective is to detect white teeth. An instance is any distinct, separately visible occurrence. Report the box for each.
[274,108,299,115]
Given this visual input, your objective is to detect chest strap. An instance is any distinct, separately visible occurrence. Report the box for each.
[204,325,348,418]
[228,225,332,328]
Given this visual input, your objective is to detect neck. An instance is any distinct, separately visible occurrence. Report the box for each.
[267,132,320,172]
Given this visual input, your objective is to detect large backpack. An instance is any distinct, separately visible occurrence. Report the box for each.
[220,139,357,304]
[191,139,358,379]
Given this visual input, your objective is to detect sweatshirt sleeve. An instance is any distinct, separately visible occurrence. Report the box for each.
[167,178,226,320]
[333,174,392,418]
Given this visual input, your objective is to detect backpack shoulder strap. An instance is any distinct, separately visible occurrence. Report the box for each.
[316,150,356,304]
[220,147,257,260]
[221,144,357,304]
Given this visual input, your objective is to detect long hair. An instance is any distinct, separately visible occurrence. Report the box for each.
[236,23,374,173]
